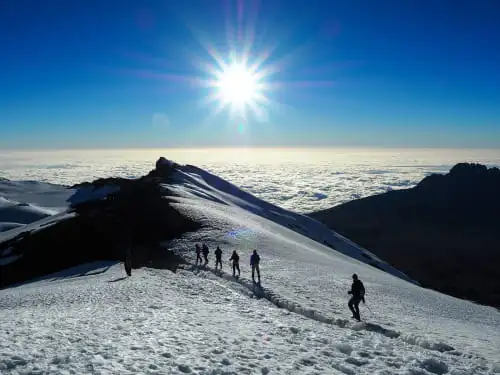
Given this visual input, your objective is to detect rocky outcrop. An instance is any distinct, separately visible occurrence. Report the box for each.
[0,158,199,288]
[310,163,500,308]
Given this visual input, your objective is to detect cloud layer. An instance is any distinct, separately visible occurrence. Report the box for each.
[1,148,499,213]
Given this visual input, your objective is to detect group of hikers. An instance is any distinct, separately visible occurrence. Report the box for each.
[124,243,366,321]
[194,244,367,321]
[195,243,261,284]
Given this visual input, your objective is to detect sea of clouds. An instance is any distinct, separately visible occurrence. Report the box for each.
[1,148,499,213]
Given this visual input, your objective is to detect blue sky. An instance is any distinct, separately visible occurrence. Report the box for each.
[1,0,499,149]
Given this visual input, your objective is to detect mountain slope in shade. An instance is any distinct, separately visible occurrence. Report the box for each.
[310,163,500,308]
[0,159,499,374]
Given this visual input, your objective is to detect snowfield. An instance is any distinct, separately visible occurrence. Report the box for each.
[0,178,73,234]
[0,178,73,212]
[1,162,499,374]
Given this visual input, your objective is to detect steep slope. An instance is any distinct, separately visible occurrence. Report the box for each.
[310,163,500,308]
[0,159,499,374]
[172,164,413,282]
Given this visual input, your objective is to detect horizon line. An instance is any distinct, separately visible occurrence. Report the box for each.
[2,145,500,152]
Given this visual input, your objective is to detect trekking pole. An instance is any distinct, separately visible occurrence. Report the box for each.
[365,303,377,319]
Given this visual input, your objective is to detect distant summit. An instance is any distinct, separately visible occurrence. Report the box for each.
[310,163,500,308]
[417,162,500,197]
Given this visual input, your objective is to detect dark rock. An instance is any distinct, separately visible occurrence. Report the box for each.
[0,158,200,288]
[310,163,500,308]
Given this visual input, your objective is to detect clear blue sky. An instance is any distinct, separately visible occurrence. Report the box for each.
[1,0,499,149]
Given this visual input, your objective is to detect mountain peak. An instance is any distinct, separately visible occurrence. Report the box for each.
[417,162,500,193]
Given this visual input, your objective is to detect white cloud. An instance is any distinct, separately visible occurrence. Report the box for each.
[1,148,499,213]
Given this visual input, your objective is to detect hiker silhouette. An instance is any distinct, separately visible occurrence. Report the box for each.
[348,273,365,321]
[250,250,261,284]
[195,244,202,265]
[229,250,240,277]
[214,246,223,270]
[202,243,209,265]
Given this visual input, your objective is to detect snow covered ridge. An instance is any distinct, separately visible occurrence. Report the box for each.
[2,156,410,285]
[0,158,196,287]
[169,163,415,283]
[1,157,500,374]
[0,178,73,234]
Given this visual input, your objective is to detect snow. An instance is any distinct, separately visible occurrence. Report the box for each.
[0,179,73,212]
[0,222,24,233]
[1,262,498,374]
[0,179,73,236]
[0,162,499,374]
[0,197,57,225]
[0,210,76,245]
[67,184,120,206]
[170,165,414,282]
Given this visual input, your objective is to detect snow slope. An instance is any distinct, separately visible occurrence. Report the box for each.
[0,178,72,211]
[0,179,73,233]
[0,210,76,265]
[1,163,499,374]
[0,196,56,226]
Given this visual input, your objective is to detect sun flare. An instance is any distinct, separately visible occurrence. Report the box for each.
[199,55,272,122]
[215,63,259,108]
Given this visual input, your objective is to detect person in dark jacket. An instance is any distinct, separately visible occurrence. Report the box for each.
[195,244,202,265]
[229,250,240,277]
[202,243,209,265]
[124,247,132,277]
[250,250,261,284]
[348,273,365,321]
[214,246,223,271]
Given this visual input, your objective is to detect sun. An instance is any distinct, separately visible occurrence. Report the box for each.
[215,63,259,108]
[200,55,271,122]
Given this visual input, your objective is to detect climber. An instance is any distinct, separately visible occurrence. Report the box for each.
[348,273,365,321]
[124,247,132,277]
[195,244,202,265]
[202,243,209,265]
[250,249,261,284]
[214,246,223,271]
[229,250,240,277]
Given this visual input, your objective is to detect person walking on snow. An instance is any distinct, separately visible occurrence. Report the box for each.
[202,243,209,265]
[348,273,365,321]
[124,247,132,277]
[214,246,223,271]
[229,250,240,277]
[195,244,202,265]
[250,250,261,284]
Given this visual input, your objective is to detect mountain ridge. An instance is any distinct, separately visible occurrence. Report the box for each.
[310,162,500,308]
[1,157,412,289]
